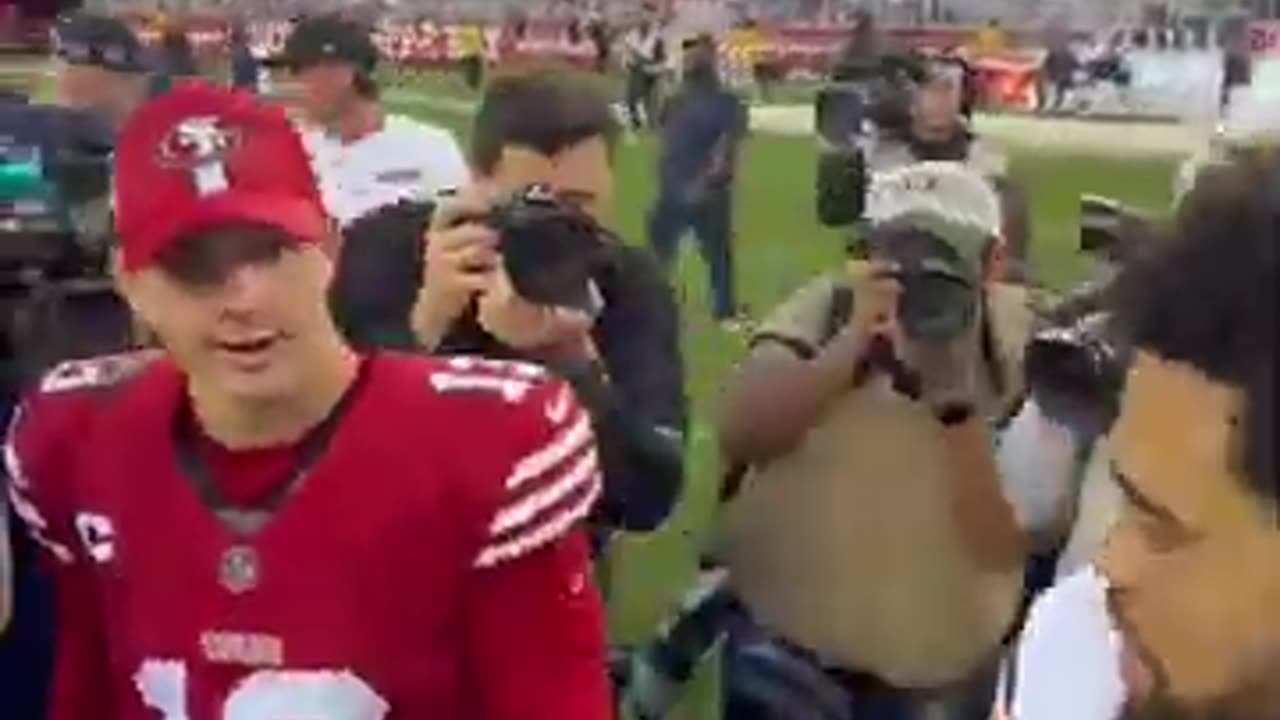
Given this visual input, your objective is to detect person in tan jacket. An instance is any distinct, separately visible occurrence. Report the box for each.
[716,161,1043,719]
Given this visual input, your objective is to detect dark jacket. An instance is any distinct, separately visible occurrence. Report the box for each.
[330,202,688,533]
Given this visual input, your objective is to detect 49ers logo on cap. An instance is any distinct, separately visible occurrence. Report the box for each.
[156,115,241,197]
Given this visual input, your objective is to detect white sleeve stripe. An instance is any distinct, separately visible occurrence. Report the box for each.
[505,413,592,490]
[3,405,28,490]
[6,485,46,530]
[27,529,74,565]
[8,486,72,564]
[473,477,601,569]
[489,449,598,537]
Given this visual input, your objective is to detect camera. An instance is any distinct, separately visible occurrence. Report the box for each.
[1024,312,1127,435]
[474,184,610,312]
[813,54,926,229]
[1025,191,1149,434]
[865,222,979,343]
[814,53,973,229]
[1079,194,1147,263]
[0,102,119,388]
[0,103,114,274]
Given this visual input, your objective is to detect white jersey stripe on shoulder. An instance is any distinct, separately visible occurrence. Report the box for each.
[490,449,598,537]
[3,405,28,490]
[473,477,601,569]
[6,486,73,564]
[505,413,592,491]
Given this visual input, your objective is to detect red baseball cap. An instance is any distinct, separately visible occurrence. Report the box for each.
[114,81,330,272]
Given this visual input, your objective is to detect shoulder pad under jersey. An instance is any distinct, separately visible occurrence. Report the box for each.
[37,350,163,395]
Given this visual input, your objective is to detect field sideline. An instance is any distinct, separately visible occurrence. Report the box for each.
[383,77,1180,717]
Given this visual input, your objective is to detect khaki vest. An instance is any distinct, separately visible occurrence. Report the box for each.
[717,278,1034,688]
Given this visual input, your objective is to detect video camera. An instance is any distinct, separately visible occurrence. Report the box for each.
[0,102,115,277]
[814,52,971,228]
[462,184,611,313]
[0,100,119,389]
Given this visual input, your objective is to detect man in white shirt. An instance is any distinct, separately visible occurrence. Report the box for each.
[283,14,469,225]
[1004,151,1280,720]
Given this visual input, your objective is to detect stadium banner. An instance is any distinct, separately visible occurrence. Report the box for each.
[94,13,1276,117]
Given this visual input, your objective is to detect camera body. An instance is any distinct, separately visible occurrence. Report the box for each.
[813,54,923,229]
[0,102,119,389]
[0,103,115,277]
[1079,194,1148,263]
[479,184,609,312]
[1026,193,1148,435]
[815,53,975,229]
[1024,311,1127,435]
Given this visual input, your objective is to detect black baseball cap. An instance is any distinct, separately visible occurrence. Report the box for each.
[54,13,150,74]
[281,15,379,74]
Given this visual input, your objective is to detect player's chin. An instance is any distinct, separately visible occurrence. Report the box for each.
[208,351,298,400]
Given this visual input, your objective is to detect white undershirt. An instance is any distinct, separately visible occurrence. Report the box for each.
[1009,566,1127,720]
[302,114,470,226]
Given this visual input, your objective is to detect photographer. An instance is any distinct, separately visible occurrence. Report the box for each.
[819,52,1032,283]
[411,68,686,536]
[715,163,1046,718]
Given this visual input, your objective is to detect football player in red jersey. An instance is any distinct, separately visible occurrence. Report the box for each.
[3,81,614,720]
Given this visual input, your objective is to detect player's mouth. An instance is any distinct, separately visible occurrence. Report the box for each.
[213,333,286,371]
[1107,594,1164,705]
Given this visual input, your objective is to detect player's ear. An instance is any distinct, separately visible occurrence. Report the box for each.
[320,221,343,260]
[110,248,135,306]
[110,251,158,348]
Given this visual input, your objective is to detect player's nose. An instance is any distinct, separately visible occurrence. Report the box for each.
[217,262,276,316]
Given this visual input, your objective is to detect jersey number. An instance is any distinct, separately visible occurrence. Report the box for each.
[136,660,390,719]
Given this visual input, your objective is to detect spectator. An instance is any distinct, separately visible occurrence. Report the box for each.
[50,12,152,130]
[1041,35,1077,113]
[648,33,749,329]
[587,11,612,74]
[456,19,486,92]
[411,67,686,536]
[621,13,666,129]
[150,26,201,96]
[715,163,1044,718]
[284,14,469,225]
[228,21,260,93]
[974,18,1007,56]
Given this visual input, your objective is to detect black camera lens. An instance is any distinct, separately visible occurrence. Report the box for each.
[491,190,606,311]
[897,271,975,341]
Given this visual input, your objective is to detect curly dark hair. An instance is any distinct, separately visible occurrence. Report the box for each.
[1115,148,1278,507]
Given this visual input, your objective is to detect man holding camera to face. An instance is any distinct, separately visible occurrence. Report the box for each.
[715,163,1046,719]
[819,53,1031,283]
[410,68,686,539]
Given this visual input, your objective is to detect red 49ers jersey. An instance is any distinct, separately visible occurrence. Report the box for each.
[5,352,612,720]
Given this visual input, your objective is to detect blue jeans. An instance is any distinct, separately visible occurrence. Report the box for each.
[722,609,1001,720]
[648,184,737,320]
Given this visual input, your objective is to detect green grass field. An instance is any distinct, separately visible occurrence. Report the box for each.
[385,85,1178,716]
